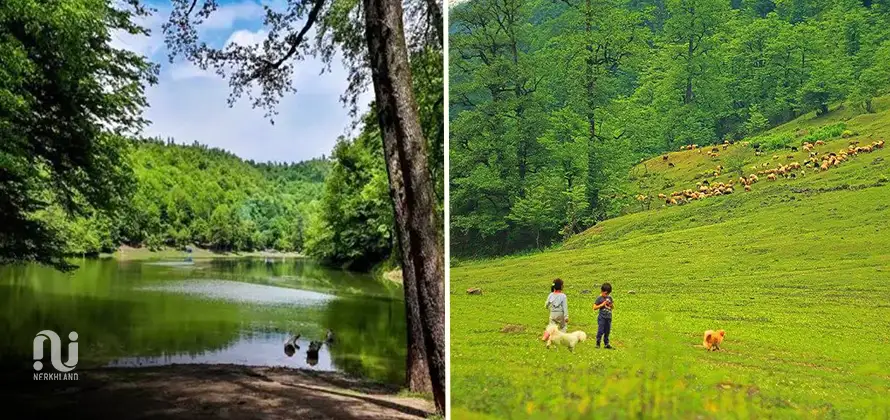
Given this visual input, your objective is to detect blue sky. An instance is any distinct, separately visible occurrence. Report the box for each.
[111,0,371,163]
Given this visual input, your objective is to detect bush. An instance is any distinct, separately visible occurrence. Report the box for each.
[802,122,846,144]
[758,133,794,151]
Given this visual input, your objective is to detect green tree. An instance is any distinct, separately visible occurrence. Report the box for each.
[0,0,157,269]
[304,115,394,269]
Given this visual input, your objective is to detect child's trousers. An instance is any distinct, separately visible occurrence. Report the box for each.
[597,317,612,346]
[549,314,567,332]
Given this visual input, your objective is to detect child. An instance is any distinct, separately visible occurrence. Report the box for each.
[545,278,568,332]
[592,282,614,349]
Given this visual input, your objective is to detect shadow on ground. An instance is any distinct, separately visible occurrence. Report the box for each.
[0,364,433,419]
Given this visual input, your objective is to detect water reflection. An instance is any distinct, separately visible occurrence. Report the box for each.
[0,258,406,385]
[107,331,337,372]
[139,279,337,305]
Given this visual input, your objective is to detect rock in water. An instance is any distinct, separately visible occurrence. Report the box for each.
[325,329,335,344]
[306,340,323,366]
[284,343,296,357]
[283,334,301,357]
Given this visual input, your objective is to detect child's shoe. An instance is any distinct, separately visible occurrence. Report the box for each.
[596,343,601,348]
[604,344,614,350]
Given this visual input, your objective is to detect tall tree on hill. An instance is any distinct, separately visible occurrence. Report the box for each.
[549,0,643,221]
[160,0,445,412]
[0,0,157,270]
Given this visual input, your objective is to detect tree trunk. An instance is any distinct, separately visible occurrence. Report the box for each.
[404,269,432,393]
[362,0,446,413]
[423,0,443,46]
[685,35,694,104]
[585,0,599,214]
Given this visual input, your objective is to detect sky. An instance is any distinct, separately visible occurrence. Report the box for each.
[111,0,371,163]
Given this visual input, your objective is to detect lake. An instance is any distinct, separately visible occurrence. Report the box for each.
[0,257,406,385]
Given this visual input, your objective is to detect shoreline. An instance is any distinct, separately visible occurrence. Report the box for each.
[2,364,434,419]
[99,245,306,262]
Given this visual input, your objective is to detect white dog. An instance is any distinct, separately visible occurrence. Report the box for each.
[541,324,587,351]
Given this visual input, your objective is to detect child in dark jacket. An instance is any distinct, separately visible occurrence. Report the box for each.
[592,282,614,349]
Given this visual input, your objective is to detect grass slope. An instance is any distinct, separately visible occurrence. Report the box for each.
[450,100,890,419]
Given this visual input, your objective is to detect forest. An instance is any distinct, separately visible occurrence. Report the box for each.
[33,138,329,255]
[449,0,890,257]
[1,0,443,273]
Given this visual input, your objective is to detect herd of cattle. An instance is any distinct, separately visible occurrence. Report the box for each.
[637,138,885,207]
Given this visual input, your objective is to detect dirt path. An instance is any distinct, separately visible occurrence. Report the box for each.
[2,365,434,419]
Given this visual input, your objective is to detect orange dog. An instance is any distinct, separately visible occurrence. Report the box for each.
[703,329,725,351]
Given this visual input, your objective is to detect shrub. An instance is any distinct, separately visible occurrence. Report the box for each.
[759,133,794,151]
[802,122,846,144]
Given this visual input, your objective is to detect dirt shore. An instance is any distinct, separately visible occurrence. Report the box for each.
[1,364,434,419]
[109,245,305,261]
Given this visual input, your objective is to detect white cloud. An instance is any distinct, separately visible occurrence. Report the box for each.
[143,52,372,163]
[202,1,265,30]
[167,28,268,81]
[225,28,269,47]
[108,1,374,163]
[169,61,214,81]
[109,7,166,57]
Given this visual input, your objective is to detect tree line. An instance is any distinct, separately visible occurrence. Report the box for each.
[33,138,328,256]
[449,0,890,257]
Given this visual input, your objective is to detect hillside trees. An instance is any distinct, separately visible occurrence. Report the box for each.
[35,139,330,255]
[450,0,890,257]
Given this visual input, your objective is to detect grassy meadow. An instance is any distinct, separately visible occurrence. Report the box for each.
[449,100,890,419]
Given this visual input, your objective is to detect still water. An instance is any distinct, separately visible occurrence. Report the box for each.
[0,257,406,384]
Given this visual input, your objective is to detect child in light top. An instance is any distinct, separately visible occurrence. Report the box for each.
[545,278,568,332]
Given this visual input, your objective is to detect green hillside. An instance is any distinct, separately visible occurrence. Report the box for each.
[625,96,890,214]
[449,100,890,419]
[35,139,330,256]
